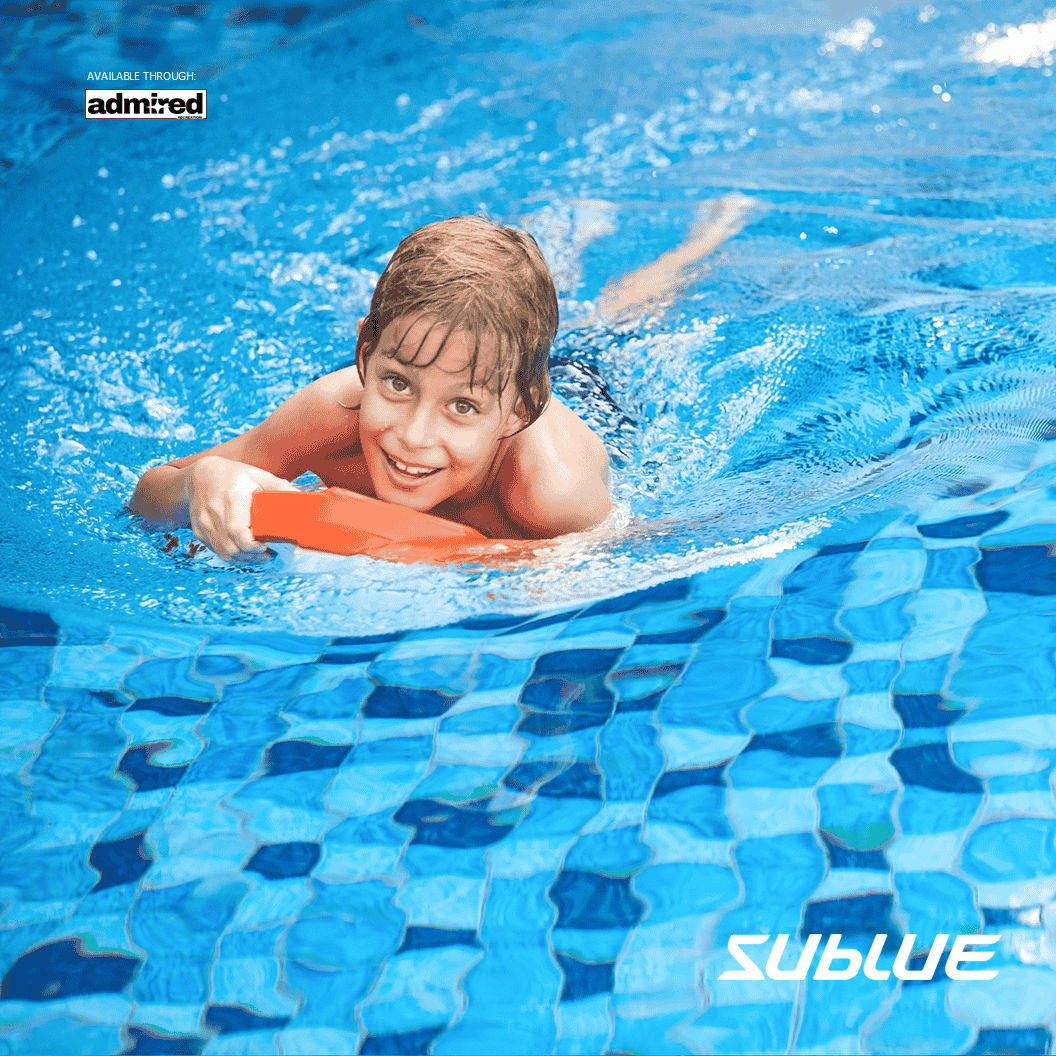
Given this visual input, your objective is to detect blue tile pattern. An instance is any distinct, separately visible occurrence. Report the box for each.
[6,483,1056,1053]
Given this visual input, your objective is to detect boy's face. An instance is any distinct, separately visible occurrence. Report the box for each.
[358,315,525,511]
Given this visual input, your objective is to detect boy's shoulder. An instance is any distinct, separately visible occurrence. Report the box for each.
[498,397,611,537]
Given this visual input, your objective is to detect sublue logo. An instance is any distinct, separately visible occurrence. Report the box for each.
[718,933,1000,981]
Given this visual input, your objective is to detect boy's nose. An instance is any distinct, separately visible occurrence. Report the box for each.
[398,402,438,449]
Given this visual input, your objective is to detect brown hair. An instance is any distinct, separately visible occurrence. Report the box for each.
[355,215,558,426]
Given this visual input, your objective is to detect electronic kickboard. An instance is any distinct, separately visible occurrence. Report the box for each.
[251,487,545,565]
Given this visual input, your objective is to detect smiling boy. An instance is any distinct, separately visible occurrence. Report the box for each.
[131,216,612,561]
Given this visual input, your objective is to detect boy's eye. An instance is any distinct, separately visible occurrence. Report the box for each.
[385,375,409,392]
[452,399,478,416]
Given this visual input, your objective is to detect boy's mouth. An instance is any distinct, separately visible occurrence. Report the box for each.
[382,449,442,480]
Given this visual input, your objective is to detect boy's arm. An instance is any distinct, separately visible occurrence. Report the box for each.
[499,403,612,538]
[597,193,754,322]
[130,367,362,557]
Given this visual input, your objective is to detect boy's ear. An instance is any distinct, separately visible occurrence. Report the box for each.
[501,395,532,437]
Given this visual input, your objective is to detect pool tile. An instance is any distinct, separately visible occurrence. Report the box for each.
[898,786,981,836]
[794,975,892,1052]
[563,826,648,878]
[729,748,837,790]
[689,564,760,605]
[211,927,296,1018]
[635,863,738,924]
[862,983,972,1054]
[201,1027,283,1054]
[143,794,256,887]
[922,546,979,590]
[0,695,59,751]
[552,620,637,653]
[284,964,373,1033]
[976,545,1056,596]
[367,654,476,698]
[845,640,902,663]
[0,646,51,695]
[108,626,209,660]
[648,782,730,840]
[552,927,626,967]
[660,657,762,730]
[324,756,433,817]
[815,783,897,853]
[49,644,142,691]
[762,659,846,700]
[843,547,927,608]
[838,594,912,643]
[410,764,505,804]
[893,652,955,693]
[946,965,1056,1026]
[960,817,1056,884]
[274,1027,360,1055]
[432,733,521,768]
[130,1002,210,1039]
[733,547,816,598]
[0,899,77,926]
[0,1013,124,1055]
[726,786,818,837]
[480,622,571,658]
[2,843,98,902]
[901,589,988,661]
[886,832,964,872]
[679,1000,795,1055]
[746,695,838,734]
[292,664,370,698]
[449,952,559,1050]
[974,876,1056,909]
[394,875,485,930]
[439,687,523,718]
[356,947,480,1036]
[655,729,745,769]
[839,693,901,731]
[203,630,329,666]
[894,871,981,938]
[554,994,611,1052]
[643,823,730,866]
[983,790,1056,818]
[0,933,140,1005]
[810,867,892,899]
[952,714,1056,751]
[122,657,216,704]
[516,728,602,765]
[229,877,313,930]
[483,834,567,880]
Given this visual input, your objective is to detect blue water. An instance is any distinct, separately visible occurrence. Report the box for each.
[3,1,1056,1052]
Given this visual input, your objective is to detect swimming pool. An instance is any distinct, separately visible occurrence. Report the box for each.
[3,0,1056,1052]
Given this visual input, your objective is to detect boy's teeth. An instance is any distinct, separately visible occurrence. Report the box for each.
[391,455,436,476]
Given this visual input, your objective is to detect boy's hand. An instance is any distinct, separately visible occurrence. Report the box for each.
[183,455,299,562]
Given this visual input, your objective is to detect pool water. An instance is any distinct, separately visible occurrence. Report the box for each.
[3,0,1056,1052]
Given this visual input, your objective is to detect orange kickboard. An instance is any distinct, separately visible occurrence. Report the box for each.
[251,487,544,565]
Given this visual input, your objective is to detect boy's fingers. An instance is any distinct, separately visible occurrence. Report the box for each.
[231,526,267,554]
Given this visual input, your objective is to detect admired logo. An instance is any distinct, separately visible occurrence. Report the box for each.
[719,933,1000,981]
[84,89,207,120]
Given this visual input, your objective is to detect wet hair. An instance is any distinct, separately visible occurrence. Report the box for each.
[355,215,558,426]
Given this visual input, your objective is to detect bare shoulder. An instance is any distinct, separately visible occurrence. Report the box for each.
[254,366,363,470]
[499,397,612,537]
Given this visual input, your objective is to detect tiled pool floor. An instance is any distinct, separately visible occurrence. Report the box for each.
[4,467,1056,1055]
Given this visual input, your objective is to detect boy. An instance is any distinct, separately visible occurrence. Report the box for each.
[131,215,613,561]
